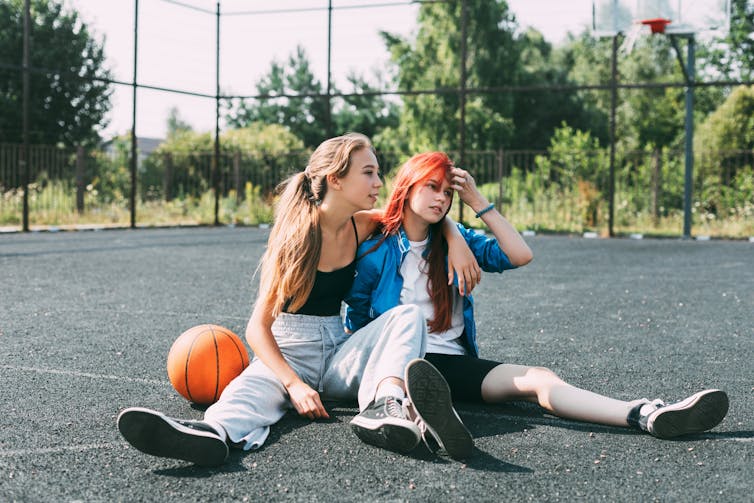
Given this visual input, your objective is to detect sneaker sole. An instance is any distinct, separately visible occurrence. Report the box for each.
[405,359,474,460]
[117,407,228,466]
[350,415,420,454]
[649,390,729,439]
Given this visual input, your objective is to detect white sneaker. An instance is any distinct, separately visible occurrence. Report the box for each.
[629,390,729,439]
[117,407,229,466]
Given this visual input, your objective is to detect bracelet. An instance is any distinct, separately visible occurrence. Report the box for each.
[475,203,495,218]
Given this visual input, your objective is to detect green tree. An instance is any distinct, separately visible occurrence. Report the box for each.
[379,0,519,153]
[0,0,112,146]
[227,46,397,148]
[166,107,193,138]
[696,85,754,152]
[332,72,399,143]
[558,30,690,151]
[511,28,597,149]
[140,122,305,200]
[701,0,754,81]
[693,85,754,217]
[554,32,612,146]
[226,45,328,148]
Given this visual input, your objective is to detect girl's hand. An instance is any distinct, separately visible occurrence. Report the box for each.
[447,232,482,296]
[286,380,330,420]
[449,167,486,210]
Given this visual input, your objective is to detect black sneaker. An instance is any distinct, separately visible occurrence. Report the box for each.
[405,358,473,461]
[350,396,421,454]
[117,407,229,466]
[629,390,729,439]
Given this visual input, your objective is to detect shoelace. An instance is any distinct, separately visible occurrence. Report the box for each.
[385,397,405,418]
[403,399,439,453]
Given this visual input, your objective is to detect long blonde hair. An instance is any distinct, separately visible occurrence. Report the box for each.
[258,132,375,316]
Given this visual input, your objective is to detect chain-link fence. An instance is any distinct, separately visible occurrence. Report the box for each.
[4,0,754,236]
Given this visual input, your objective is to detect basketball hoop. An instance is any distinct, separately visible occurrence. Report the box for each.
[641,18,672,34]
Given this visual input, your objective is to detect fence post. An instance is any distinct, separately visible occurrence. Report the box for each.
[76,146,85,214]
[234,151,241,203]
[163,153,173,202]
[496,148,504,209]
[651,148,661,226]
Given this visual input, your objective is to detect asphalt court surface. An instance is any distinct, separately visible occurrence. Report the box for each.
[1,227,752,501]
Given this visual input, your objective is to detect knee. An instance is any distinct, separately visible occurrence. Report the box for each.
[392,304,425,325]
[527,366,565,386]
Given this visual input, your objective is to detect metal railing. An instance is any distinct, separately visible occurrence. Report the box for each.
[1,143,752,237]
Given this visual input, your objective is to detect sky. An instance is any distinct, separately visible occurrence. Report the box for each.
[64,0,596,139]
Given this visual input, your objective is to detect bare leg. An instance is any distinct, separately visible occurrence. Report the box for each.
[481,364,637,427]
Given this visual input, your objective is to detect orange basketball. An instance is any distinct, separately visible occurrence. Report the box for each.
[167,324,250,405]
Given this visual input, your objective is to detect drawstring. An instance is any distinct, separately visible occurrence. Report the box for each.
[317,323,339,392]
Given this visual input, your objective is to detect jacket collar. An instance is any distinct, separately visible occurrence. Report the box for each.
[397,225,433,258]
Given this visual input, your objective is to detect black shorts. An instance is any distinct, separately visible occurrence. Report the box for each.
[424,353,501,404]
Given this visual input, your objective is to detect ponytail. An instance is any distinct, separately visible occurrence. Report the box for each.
[257,133,374,316]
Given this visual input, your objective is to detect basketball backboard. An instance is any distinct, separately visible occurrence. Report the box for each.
[592,0,731,37]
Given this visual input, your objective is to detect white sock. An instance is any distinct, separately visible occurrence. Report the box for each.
[374,382,405,402]
[639,399,665,417]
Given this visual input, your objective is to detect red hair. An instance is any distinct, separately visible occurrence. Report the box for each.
[380,152,454,333]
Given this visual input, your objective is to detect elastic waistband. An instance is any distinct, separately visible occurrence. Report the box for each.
[272,312,343,340]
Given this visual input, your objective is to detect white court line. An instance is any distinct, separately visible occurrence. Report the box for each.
[0,364,166,386]
[41,308,249,321]
[0,442,122,457]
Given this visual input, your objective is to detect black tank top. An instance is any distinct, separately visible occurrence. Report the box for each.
[285,217,359,316]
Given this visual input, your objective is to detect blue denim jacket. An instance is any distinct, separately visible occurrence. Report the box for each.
[344,223,516,357]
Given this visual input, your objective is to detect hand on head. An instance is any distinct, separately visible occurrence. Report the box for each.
[449,167,485,209]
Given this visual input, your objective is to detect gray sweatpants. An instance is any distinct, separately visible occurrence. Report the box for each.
[203,304,426,450]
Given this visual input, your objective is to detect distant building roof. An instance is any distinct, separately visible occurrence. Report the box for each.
[102,136,164,159]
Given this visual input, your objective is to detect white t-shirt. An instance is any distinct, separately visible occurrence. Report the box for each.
[399,238,466,355]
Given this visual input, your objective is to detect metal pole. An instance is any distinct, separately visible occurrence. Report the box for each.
[130,0,139,228]
[608,35,618,238]
[326,0,333,137]
[458,0,468,224]
[213,1,221,226]
[21,0,30,232]
[682,36,695,239]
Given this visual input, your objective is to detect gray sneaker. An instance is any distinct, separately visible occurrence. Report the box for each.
[117,407,229,466]
[628,389,729,439]
[350,396,421,454]
[405,358,473,461]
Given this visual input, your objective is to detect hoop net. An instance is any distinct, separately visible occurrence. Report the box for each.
[620,18,672,54]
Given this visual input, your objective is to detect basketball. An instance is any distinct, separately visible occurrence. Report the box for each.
[167,324,250,405]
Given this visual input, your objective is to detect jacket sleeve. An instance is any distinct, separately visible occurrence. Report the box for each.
[458,223,516,273]
[344,243,383,332]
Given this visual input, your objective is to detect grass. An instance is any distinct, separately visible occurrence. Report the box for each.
[2,178,752,238]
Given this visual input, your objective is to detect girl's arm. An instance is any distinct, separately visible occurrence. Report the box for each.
[443,216,482,296]
[450,167,533,267]
[246,297,329,420]
[355,209,481,295]
[353,209,382,243]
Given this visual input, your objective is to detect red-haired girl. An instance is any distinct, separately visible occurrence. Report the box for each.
[345,151,728,452]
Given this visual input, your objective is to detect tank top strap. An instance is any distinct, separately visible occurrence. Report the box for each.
[350,216,359,250]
